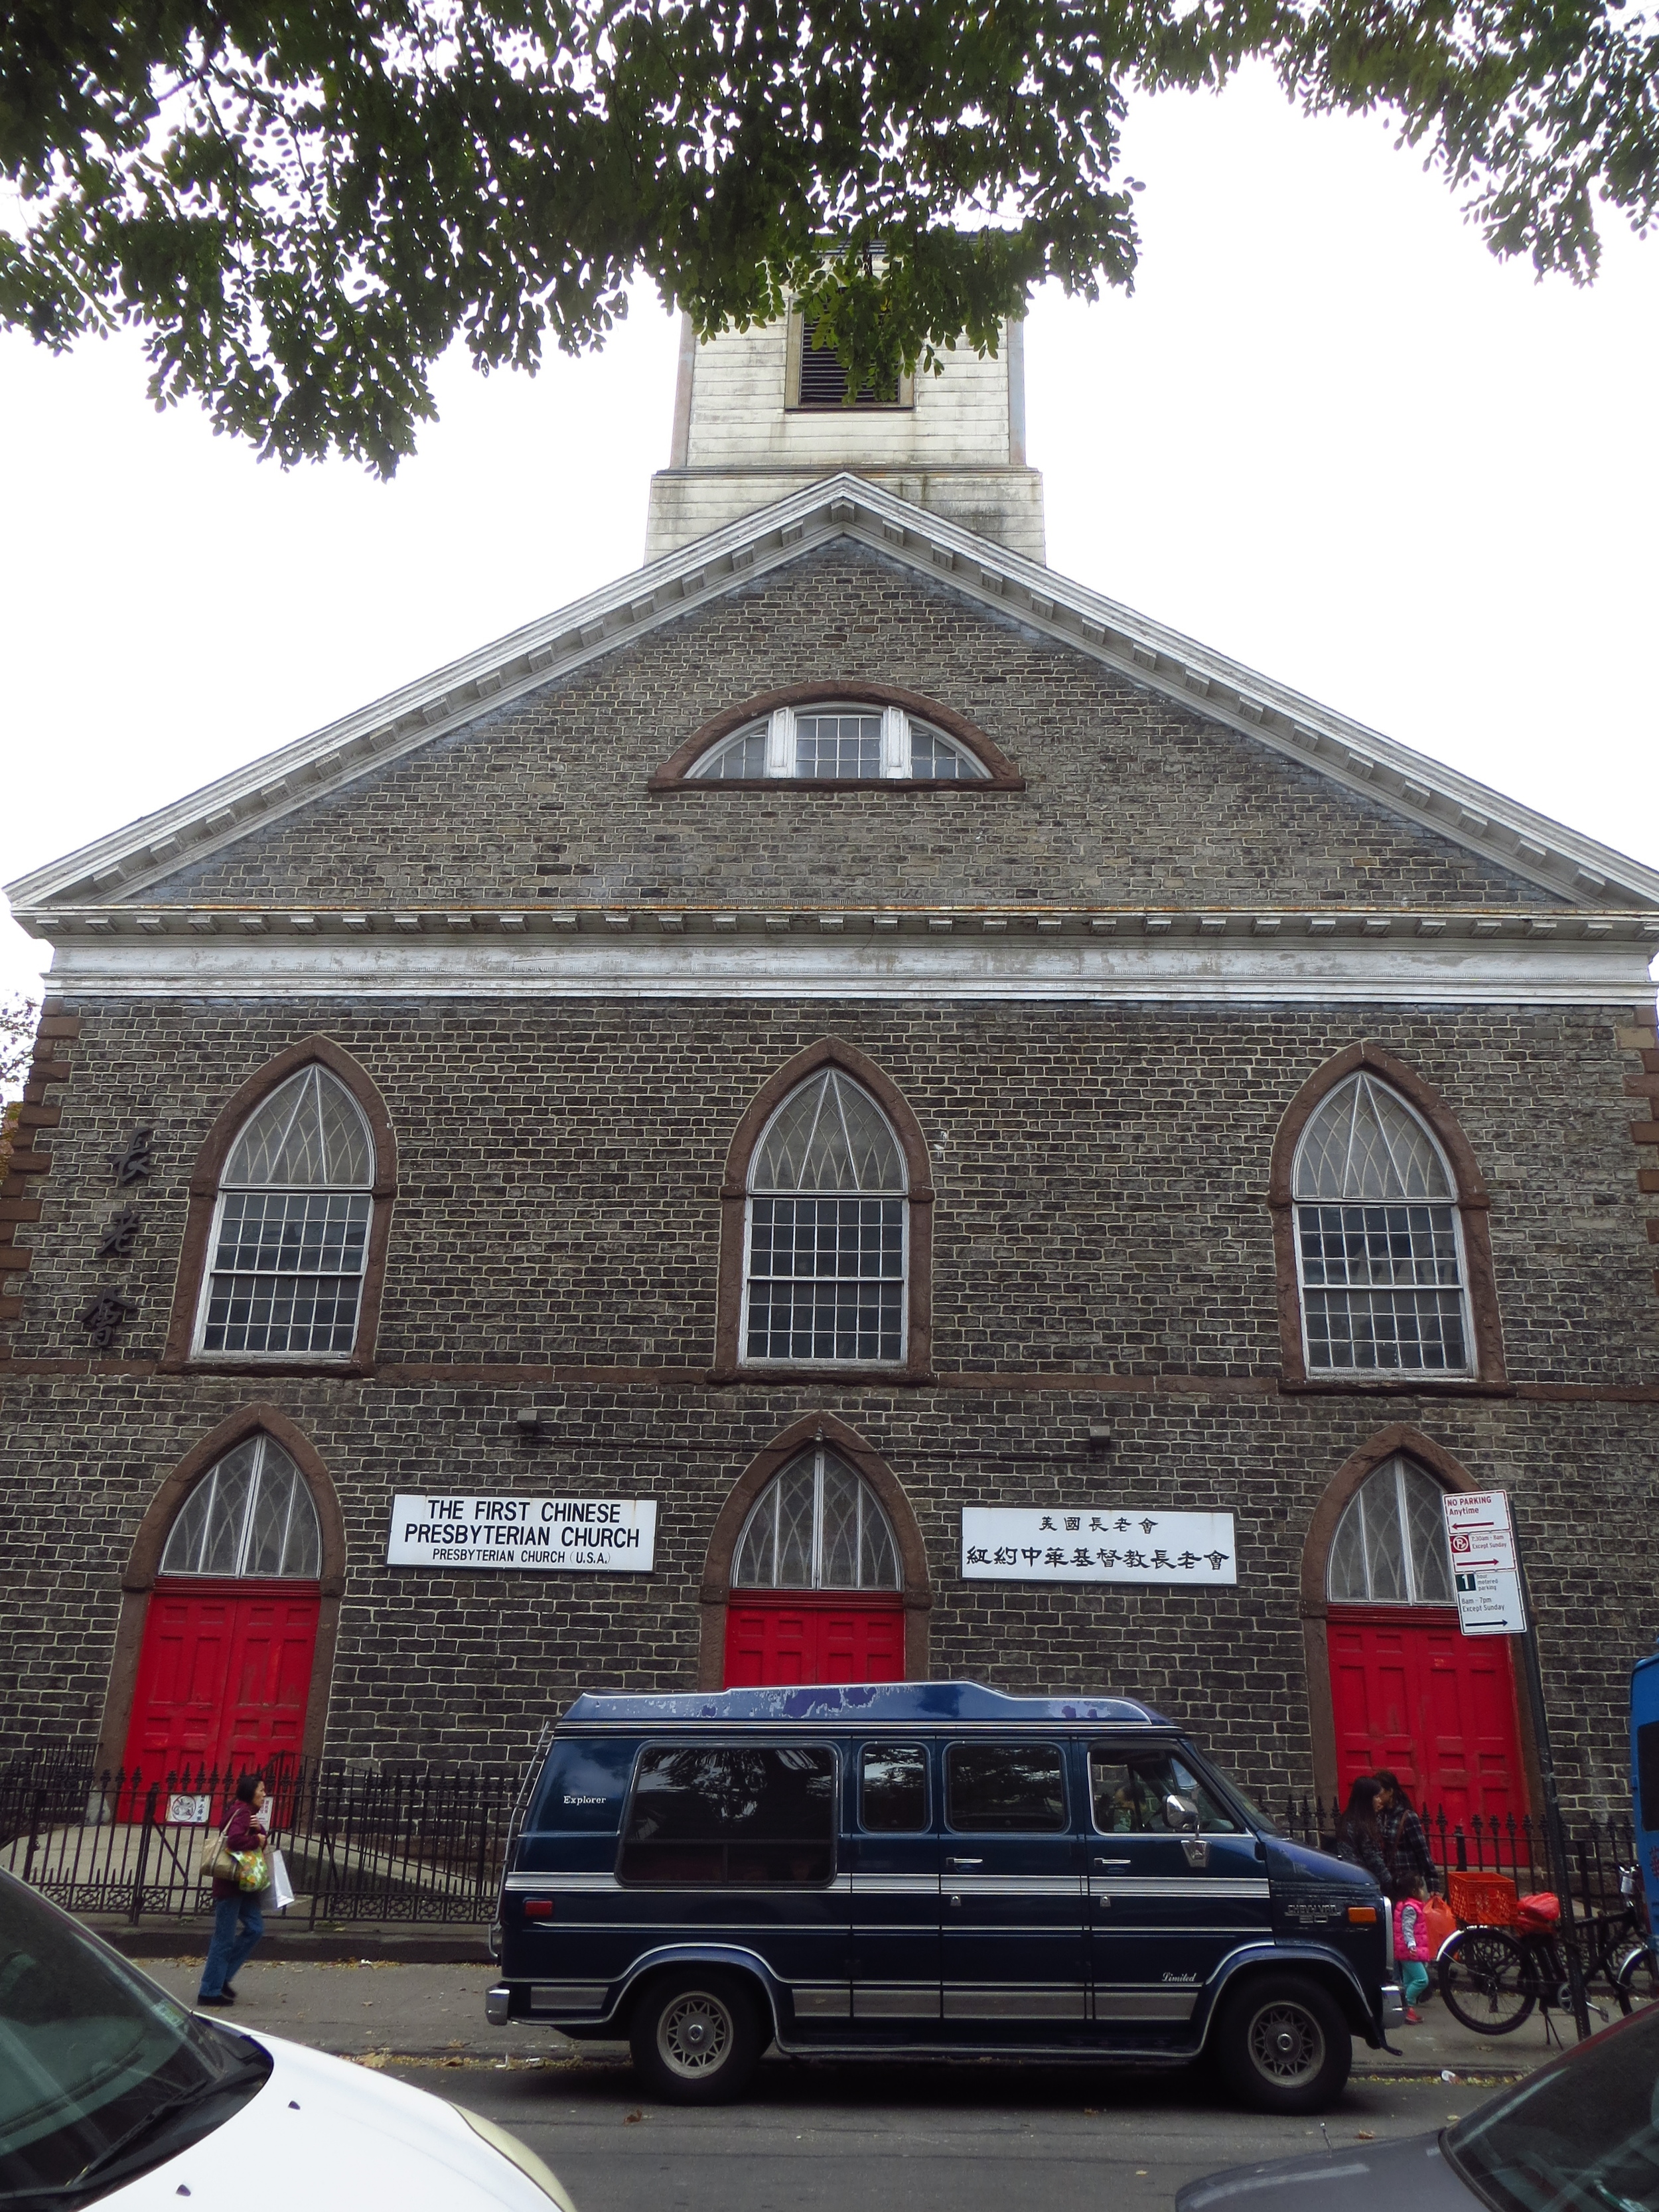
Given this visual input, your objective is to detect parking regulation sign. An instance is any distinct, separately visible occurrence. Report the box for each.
[1442,1490,1528,1637]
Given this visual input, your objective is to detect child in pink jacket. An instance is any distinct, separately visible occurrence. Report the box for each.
[1394,1879,1433,2022]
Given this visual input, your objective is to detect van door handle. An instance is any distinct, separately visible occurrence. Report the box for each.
[1094,1858,1131,1868]
[946,1857,983,1869]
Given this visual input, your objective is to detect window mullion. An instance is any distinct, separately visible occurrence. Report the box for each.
[881,705,908,778]
[811,1449,824,1587]
[234,1436,264,1578]
[766,707,795,777]
[1394,1460,1417,1605]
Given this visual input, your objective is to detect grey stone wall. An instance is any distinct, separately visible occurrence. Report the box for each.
[1,988,1654,1812]
[126,545,1553,914]
[0,1369,1652,1814]
[11,998,1655,1379]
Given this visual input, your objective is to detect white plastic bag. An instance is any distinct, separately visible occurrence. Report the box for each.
[267,1846,295,1912]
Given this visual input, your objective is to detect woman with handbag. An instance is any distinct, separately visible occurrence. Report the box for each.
[198,1773,271,2007]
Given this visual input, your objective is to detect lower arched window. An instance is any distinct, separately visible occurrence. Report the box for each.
[160,1433,322,1579]
[1328,1457,1454,1606]
[733,1446,901,1589]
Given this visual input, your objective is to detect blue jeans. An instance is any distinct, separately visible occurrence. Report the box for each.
[199,1891,265,1998]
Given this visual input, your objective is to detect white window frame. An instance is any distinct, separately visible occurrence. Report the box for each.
[159,1432,323,1581]
[191,1070,375,1364]
[1291,1078,1475,1380]
[691,704,985,782]
[731,1443,902,1589]
[1327,1456,1457,1607]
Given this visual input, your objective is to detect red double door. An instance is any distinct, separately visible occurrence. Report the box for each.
[1328,1607,1526,1822]
[724,1592,905,1687]
[123,1580,321,1783]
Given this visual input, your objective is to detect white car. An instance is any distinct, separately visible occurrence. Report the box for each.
[0,1868,576,2212]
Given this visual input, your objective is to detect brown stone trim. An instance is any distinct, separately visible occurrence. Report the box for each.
[1267,1040,1506,1386]
[1618,1025,1659,1303]
[695,1412,933,1689]
[160,1035,397,1376]
[649,682,1025,791]
[711,1037,934,1384]
[0,1000,80,1353]
[94,1403,348,1773]
[1298,1425,1539,1812]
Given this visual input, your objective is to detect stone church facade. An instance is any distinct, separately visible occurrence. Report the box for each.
[3,315,1657,1817]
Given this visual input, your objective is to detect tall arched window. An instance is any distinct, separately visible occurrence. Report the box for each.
[741,1069,908,1366]
[1291,1072,1472,1376]
[1327,1456,1454,1605]
[733,1446,901,1589]
[193,1065,374,1358]
[159,1432,322,1579]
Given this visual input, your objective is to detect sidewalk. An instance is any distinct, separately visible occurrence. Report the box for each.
[127,1953,1583,2078]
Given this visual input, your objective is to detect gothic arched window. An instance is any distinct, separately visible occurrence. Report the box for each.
[1327,1457,1455,1606]
[742,1069,908,1367]
[733,1445,901,1589]
[689,703,989,782]
[193,1065,375,1359]
[1291,1072,1473,1376]
[160,1432,322,1580]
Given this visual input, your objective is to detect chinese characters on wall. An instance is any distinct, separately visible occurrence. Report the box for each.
[961,1508,1237,1584]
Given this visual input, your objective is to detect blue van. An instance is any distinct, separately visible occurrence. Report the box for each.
[486,1683,1402,2110]
[1632,1649,1659,1934]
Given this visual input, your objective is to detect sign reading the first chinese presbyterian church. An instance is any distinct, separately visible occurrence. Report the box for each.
[962,1509,1237,1584]
[388,1495,657,1572]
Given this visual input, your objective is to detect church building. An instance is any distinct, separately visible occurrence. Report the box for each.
[3,312,1657,1821]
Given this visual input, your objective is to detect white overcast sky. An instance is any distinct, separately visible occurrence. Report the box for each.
[3,63,1656,1015]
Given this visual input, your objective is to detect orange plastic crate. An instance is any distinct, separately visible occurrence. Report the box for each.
[1449,1870,1520,1927]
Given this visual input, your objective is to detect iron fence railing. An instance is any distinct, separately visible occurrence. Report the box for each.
[0,1746,519,1925]
[1280,1795,1638,1917]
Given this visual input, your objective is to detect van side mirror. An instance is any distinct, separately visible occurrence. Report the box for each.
[1164,1793,1201,1834]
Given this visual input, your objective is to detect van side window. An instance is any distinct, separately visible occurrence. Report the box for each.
[945,1742,1067,1832]
[861,1743,929,1832]
[1089,1750,1240,1834]
[618,1744,837,1884]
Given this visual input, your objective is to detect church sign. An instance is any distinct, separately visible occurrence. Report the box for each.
[962,1508,1236,1584]
[388,1495,657,1572]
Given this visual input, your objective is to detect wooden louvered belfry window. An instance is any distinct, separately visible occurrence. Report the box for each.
[786,310,911,410]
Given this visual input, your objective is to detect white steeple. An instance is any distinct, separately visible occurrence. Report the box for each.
[644,309,1045,563]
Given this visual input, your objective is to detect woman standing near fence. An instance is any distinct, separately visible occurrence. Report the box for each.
[1333,1777,1392,1887]
[1375,1771,1439,1894]
[197,1775,270,2007]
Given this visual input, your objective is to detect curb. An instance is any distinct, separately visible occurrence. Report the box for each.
[92,1923,493,1966]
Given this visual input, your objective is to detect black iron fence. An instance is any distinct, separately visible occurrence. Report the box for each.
[1281,1795,1638,1915]
[0,1746,518,1925]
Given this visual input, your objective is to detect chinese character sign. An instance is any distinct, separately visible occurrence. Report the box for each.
[1441,1490,1527,1637]
[962,1509,1236,1584]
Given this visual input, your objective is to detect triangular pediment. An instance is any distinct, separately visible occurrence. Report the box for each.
[9,472,1658,916]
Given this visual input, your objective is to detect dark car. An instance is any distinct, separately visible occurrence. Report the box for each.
[1176,1995,1659,2212]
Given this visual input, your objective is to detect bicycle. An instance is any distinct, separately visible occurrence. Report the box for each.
[1439,1868,1656,2035]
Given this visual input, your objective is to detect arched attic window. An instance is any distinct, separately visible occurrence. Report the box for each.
[160,1432,322,1580]
[1327,1456,1455,1607]
[689,703,989,782]
[742,1069,908,1367]
[193,1066,375,1359]
[1292,1072,1473,1377]
[733,1445,902,1589]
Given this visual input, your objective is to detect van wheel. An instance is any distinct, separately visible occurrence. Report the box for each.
[629,1971,762,2104]
[1211,1975,1351,2114]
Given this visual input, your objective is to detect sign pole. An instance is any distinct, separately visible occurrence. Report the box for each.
[1510,1526,1592,2043]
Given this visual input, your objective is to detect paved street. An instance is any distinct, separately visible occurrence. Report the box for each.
[387,2053,1477,2212]
[125,1953,1579,2212]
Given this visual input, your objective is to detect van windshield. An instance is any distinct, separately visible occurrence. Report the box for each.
[0,1872,271,2211]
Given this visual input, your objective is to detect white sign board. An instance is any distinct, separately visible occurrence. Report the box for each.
[962,1509,1236,1584]
[388,1495,657,1573]
[1442,1490,1527,1636]
[166,1794,211,1826]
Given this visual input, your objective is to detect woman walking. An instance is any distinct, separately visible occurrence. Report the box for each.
[1375,1770,1439,1893]
[197,1773,270,2008]
[1333,1776,1392,1888]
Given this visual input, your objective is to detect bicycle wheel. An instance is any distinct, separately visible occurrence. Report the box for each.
[1617,1945,1659,2011]
[1439,1927,1535,2033]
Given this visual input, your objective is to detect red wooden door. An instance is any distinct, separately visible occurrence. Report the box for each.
[724,1593,905,1688]
[1328,1605,1526,1822]
[124,1579,320,1783]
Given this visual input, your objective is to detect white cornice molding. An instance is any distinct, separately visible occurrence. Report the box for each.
[9,473,1659,914]
[27,905,1659,1004]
